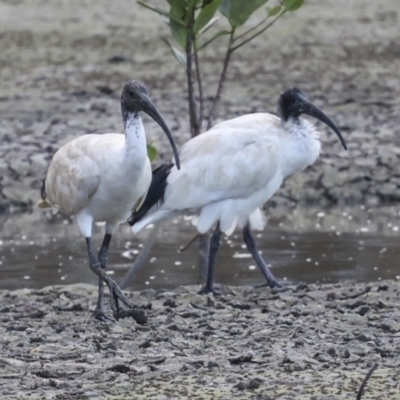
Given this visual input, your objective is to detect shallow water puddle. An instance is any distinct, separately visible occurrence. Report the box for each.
[0,206,400,291]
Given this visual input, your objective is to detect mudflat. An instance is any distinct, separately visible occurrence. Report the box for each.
[1,281,399,399]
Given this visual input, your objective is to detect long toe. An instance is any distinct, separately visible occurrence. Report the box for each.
[270,280,283,289]
[106,278,136,309]
[254,280,284,290]
[106,280,148,324]
[91,308,114,322]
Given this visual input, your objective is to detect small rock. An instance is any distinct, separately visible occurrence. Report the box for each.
[108,364,130,373]
[357,305,370,316]
[229,353,253,365]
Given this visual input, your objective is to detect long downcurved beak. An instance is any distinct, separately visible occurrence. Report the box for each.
[141,96,181,169]
[303,103,347,150]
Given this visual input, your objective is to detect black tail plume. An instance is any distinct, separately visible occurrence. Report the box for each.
[128,162,174,226]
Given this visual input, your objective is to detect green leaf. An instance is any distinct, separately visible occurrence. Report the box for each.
[187,0,203,8]
[162,39,187,65]
[218,0,229,17]
[198,16,220,35]
[194,0,222,34]
[266,5,281,16]
[219,0,270,28]
[167,0,189,47]
[284,0,304,12]
[147,144,157,162]
[168,0,187,23]
[198,29,230,50]
[169,20,187,47]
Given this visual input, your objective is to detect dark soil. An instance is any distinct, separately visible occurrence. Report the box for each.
[1,281,399,399]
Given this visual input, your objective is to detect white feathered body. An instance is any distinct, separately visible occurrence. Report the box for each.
[41,117,152,234]
[132,113,321,235]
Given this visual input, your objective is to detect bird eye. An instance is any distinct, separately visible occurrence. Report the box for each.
[287,97,296,105]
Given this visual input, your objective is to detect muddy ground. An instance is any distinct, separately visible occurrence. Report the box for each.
[0,0,400,210]
[1,281,399,399]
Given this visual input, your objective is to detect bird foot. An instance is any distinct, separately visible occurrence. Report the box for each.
[254,280,284,290]
[197,285,221,296]
[105,279,148,324]
[91,308,114,322]
[106,278,136,309]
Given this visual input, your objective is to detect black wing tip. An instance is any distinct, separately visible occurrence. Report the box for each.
[128,162,174,226]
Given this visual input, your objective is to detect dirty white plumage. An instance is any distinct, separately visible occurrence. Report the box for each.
[130,88,347,293]
[43,125,151,230]
[133,114,321,235]
[38,80,180,320]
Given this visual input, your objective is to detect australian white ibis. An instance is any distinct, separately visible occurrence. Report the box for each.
[37,80,181,320]
[129,87,347,294]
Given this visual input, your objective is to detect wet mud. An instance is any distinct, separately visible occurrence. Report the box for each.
[1,281,399,399]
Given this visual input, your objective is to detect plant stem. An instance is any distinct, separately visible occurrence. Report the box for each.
[233,16,268,43]
[230,12,285,52]
[186,6,200,137]
[194,42,204,134]
[206,29,235,130]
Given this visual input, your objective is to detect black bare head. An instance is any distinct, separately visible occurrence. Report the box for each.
[121,80,150,115]
[120,80,181,169]
[278,87,347,150]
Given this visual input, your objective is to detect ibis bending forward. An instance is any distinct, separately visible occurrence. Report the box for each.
[129,88,347,294]
[38,81,180,320]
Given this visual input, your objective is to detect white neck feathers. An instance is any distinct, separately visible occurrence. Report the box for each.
[124,113,147,161]
[280,117,321,178]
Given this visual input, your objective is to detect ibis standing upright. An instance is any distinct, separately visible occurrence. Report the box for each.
[129,88,347,294]
[38,80,180,320]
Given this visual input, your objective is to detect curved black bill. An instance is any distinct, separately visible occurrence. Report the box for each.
[141,96,181,169]
[304,103,347,150]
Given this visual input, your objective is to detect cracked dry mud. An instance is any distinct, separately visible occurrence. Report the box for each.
[1,281,399,399]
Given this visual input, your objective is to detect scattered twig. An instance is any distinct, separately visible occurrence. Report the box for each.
[356,363,378,400]
[178,233,200,252]
[340,286,371,300]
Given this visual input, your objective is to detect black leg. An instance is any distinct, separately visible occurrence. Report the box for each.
[92,234,114,321]
[197,233,210,283]
[85,237,137,319]
[198,223,221,295]
[242,224,282,289]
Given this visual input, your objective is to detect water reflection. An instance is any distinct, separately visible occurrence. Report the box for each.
[0,206,400,291]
